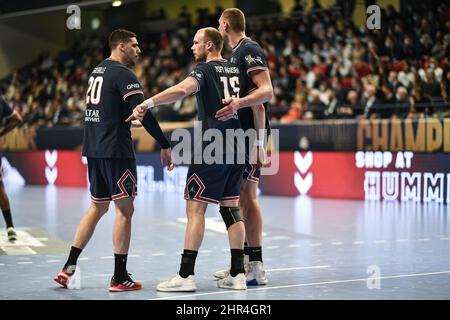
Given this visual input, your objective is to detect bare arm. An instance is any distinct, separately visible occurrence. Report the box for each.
[215,69,273,121]
[150,77,199,106]
[126,77,199,122]
[239,69,273,110]
[0,111,23,137]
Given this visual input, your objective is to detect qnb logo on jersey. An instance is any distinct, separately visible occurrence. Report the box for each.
[85,109,100,123]
[126,83,140,90]
[45,150,58,185]
[294,151,313,195]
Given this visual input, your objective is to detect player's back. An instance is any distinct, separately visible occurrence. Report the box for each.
[191,59,241,132]
[82,59,138,159]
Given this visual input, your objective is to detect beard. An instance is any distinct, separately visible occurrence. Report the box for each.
[195,52,207,62]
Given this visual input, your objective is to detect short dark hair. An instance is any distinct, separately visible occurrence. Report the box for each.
[108,29,136,50]
[221,8,245,32]
[202,27,223,52]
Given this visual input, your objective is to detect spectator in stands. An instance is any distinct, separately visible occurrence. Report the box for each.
[336,90,362,118]
[362,84,379,119]
[304,89,326,120]
[409,86,432,117]
[393,87,410,118]
[1,2,449,126]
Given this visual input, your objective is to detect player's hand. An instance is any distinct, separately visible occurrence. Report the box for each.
[161,147,174,171]
[130,120,142,128]
[215,97,240,121]
[125,103,148,122]
[249,145,267,169]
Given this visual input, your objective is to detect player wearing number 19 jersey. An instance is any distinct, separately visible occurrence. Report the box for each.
[128,28,247,291]
[54,29,171,292]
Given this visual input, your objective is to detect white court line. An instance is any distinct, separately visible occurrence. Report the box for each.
[151,253,166,256]
[267,246,279,249]
[78,257,89,261]
[200,250,212,253]
[311,243,322,247]
[396,239,409,242]
[353,241,365,245]
[374,240,387,244]
[331,242,343,246]
[100,256,113,259]
[440,237,450,241]
[417,238,430,241]
[46,260,61,263]
[17,261,33,265]
[150,270,450,300]
[288,244,301,248]
[267,265,331,272]
[0,263,5,266]
[128,254,141,257]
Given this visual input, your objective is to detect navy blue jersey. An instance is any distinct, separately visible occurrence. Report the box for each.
[188,58,241,132]
[0,97,13,124]
[82,59,144,159]
[230,38,271,133]
[188,59,244,162]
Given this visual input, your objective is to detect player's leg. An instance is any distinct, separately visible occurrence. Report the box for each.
[54,200,110,288]
[108,159,141,292]
[54,157,111,288]
[0,178,16,241]
[216,163,247,290]
[157,199,207,292]
[239,177,267,285]
[109,196,141,291]
[240,178,263,251]
[217,199,247,290]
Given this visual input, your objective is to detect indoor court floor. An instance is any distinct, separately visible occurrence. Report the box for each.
[1,185,449,300]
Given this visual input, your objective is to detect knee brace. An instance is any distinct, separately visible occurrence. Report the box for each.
[219,206,243,229]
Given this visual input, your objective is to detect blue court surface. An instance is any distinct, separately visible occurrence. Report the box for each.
[1,185,449,300]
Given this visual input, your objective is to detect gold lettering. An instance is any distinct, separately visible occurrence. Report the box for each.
[389,119,403,151]
[405,118,425,152]
[357,120,372,150]
[426,118,442,152]
[0,128,36,151]
[372,120,389,151]
[444,118,450,152]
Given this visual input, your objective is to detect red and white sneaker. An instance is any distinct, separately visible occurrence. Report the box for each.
[54,265,80,289]
[109,273,142,292]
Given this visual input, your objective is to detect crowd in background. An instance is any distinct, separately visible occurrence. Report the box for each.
[0,1,449,128]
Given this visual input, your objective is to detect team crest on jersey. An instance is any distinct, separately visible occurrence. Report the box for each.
[245,54,263,66]
[190,70,203,79]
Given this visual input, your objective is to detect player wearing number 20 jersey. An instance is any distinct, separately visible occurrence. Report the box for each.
[82,59,141,160]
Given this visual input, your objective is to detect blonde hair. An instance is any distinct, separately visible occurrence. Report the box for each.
[221,8,245,32]
[201,27,223,52]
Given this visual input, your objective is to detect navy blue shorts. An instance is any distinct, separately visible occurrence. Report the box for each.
[87,158,137,203]
[242,157,260,183]
[184,163,245,205]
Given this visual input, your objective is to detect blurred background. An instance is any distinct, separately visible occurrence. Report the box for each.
[0,0,449,201]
